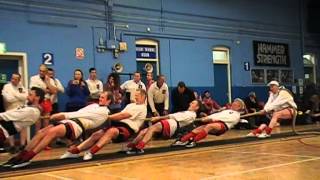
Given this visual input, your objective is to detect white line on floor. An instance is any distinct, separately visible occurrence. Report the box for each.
[75,169,138,180]
[41,173,74,180]
[201,157,320,180]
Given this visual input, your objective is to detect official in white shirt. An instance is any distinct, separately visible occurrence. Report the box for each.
[147,75,169,116]
[86,68,103,102]
[120,71,146,104]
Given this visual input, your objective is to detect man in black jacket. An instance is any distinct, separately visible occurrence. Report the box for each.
[171,81,195,113]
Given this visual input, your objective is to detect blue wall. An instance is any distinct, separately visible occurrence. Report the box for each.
[0,0,311,109]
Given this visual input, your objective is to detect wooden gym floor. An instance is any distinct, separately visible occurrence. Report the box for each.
[2,124,320,180]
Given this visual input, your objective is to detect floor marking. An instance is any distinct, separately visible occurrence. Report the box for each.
[42,173,74,180]
[214,149,319,158]
[74,169,138,180]
[201,157,320,180]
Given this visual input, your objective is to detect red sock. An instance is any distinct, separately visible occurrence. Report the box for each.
[253,128,262,135]
[265,127,272,134]
[180,132,197,142]
[22,151,36,161]
[68,147,80,154]
[90,145,101,154]
[135,141,145,150]
[194,129,208,142]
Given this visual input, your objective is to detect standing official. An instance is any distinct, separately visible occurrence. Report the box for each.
[148,75,169,116]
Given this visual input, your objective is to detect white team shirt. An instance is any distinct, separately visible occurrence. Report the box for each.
[206,109,240,129]
[86,79,103,98]
[30,75,56,99]
[2,82,27,110]
[120,80,146,102]
[169,110,197,127]
[119,103,147,133]
[64,103,109,130]
[148,82,169,112]
[264,89,297,113]
[0,105,41,132]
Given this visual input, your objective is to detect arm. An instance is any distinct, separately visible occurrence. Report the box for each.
[50,113,66,121]
[45,76,58,94]
[151,115,170,122]
[264,91,293,112]
[55,79,65,93]
[107,111,132,121]
[2,85,18,103]
[164,85,169,111]
[148,87,157,113]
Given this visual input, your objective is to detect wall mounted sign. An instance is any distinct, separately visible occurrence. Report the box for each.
[42,52,54,65]
[253,41,290,67]
[136,44,157,59]
[75,48,85,60]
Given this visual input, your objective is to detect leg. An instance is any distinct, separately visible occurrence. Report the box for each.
[31,125,66,154]
[180,125,206,142]
[131,128,148,144]
[94,128,119,148]
[19,128,27,146]
[24,125,53,151]
[266,109,293,134]
[140,123,162,144]
[76,130,106,151]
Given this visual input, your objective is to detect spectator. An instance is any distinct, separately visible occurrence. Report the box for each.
[104,73,122,113]
[201,90,223,114]
[148,75,169,117]
[2,73,28,153]
[171,81,195,113]
[145,72,154,91]
[86,68,103,103]
[120,72,146,105]
[47,68,64,114]
[66,69,90,112]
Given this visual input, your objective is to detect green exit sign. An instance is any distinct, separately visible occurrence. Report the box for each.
[0,42,6,53]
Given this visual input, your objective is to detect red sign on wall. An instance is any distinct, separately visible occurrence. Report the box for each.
[75,48,85,60]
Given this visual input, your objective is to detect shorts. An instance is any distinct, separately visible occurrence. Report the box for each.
[208,121,228,136]
[156,119,178,139]
[104,121,135,143]
[55,120,83,140]
[41,99,53,114]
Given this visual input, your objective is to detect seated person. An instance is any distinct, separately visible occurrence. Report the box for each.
[172,98,245,148]
[201,91,224,114]
[59,89,147,161]
[126,100,201,154]
[4,91,112,168]
[0,87,44,145]
[247,81,297,138]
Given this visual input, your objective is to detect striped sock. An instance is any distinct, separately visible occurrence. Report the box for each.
[265,127,273,134]
[135,141,145,150]
[68,147,80,154]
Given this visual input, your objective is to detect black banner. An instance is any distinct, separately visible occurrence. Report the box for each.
[253,41,290,67]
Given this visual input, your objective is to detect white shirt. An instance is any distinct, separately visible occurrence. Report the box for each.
[120,103,147,133]
[206,109,240,129]
[64,103,109,130]
[0,105,41,132]
[30,75,56,99]
[264,89,297,112]
[2,82,27,110]
[169,110,196,127]
[148,82,169,112]
[120,80,146,102]
[86,79,103,98]
[51,78,65,103]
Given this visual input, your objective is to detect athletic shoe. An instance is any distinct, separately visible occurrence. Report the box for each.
[83,151,93,161]
[257,133,271,139]
[11,159,31,168]
[2,157,19,167]
[185,141,197,148]
[246,132,259,137]
[60,151,80,159]
[126,148,144,155]
[171,140,189,147]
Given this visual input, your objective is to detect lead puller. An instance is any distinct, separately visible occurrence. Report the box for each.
[247,80,297,138]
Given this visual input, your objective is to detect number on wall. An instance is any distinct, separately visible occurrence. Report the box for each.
[42,53,54,65]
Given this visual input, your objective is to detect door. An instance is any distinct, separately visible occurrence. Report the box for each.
[213,47,231,105]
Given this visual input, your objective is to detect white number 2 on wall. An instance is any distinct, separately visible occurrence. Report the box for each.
[42,53,54,65]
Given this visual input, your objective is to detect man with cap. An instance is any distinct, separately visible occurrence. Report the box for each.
[246,80,297,138]
[172,98,245,148]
